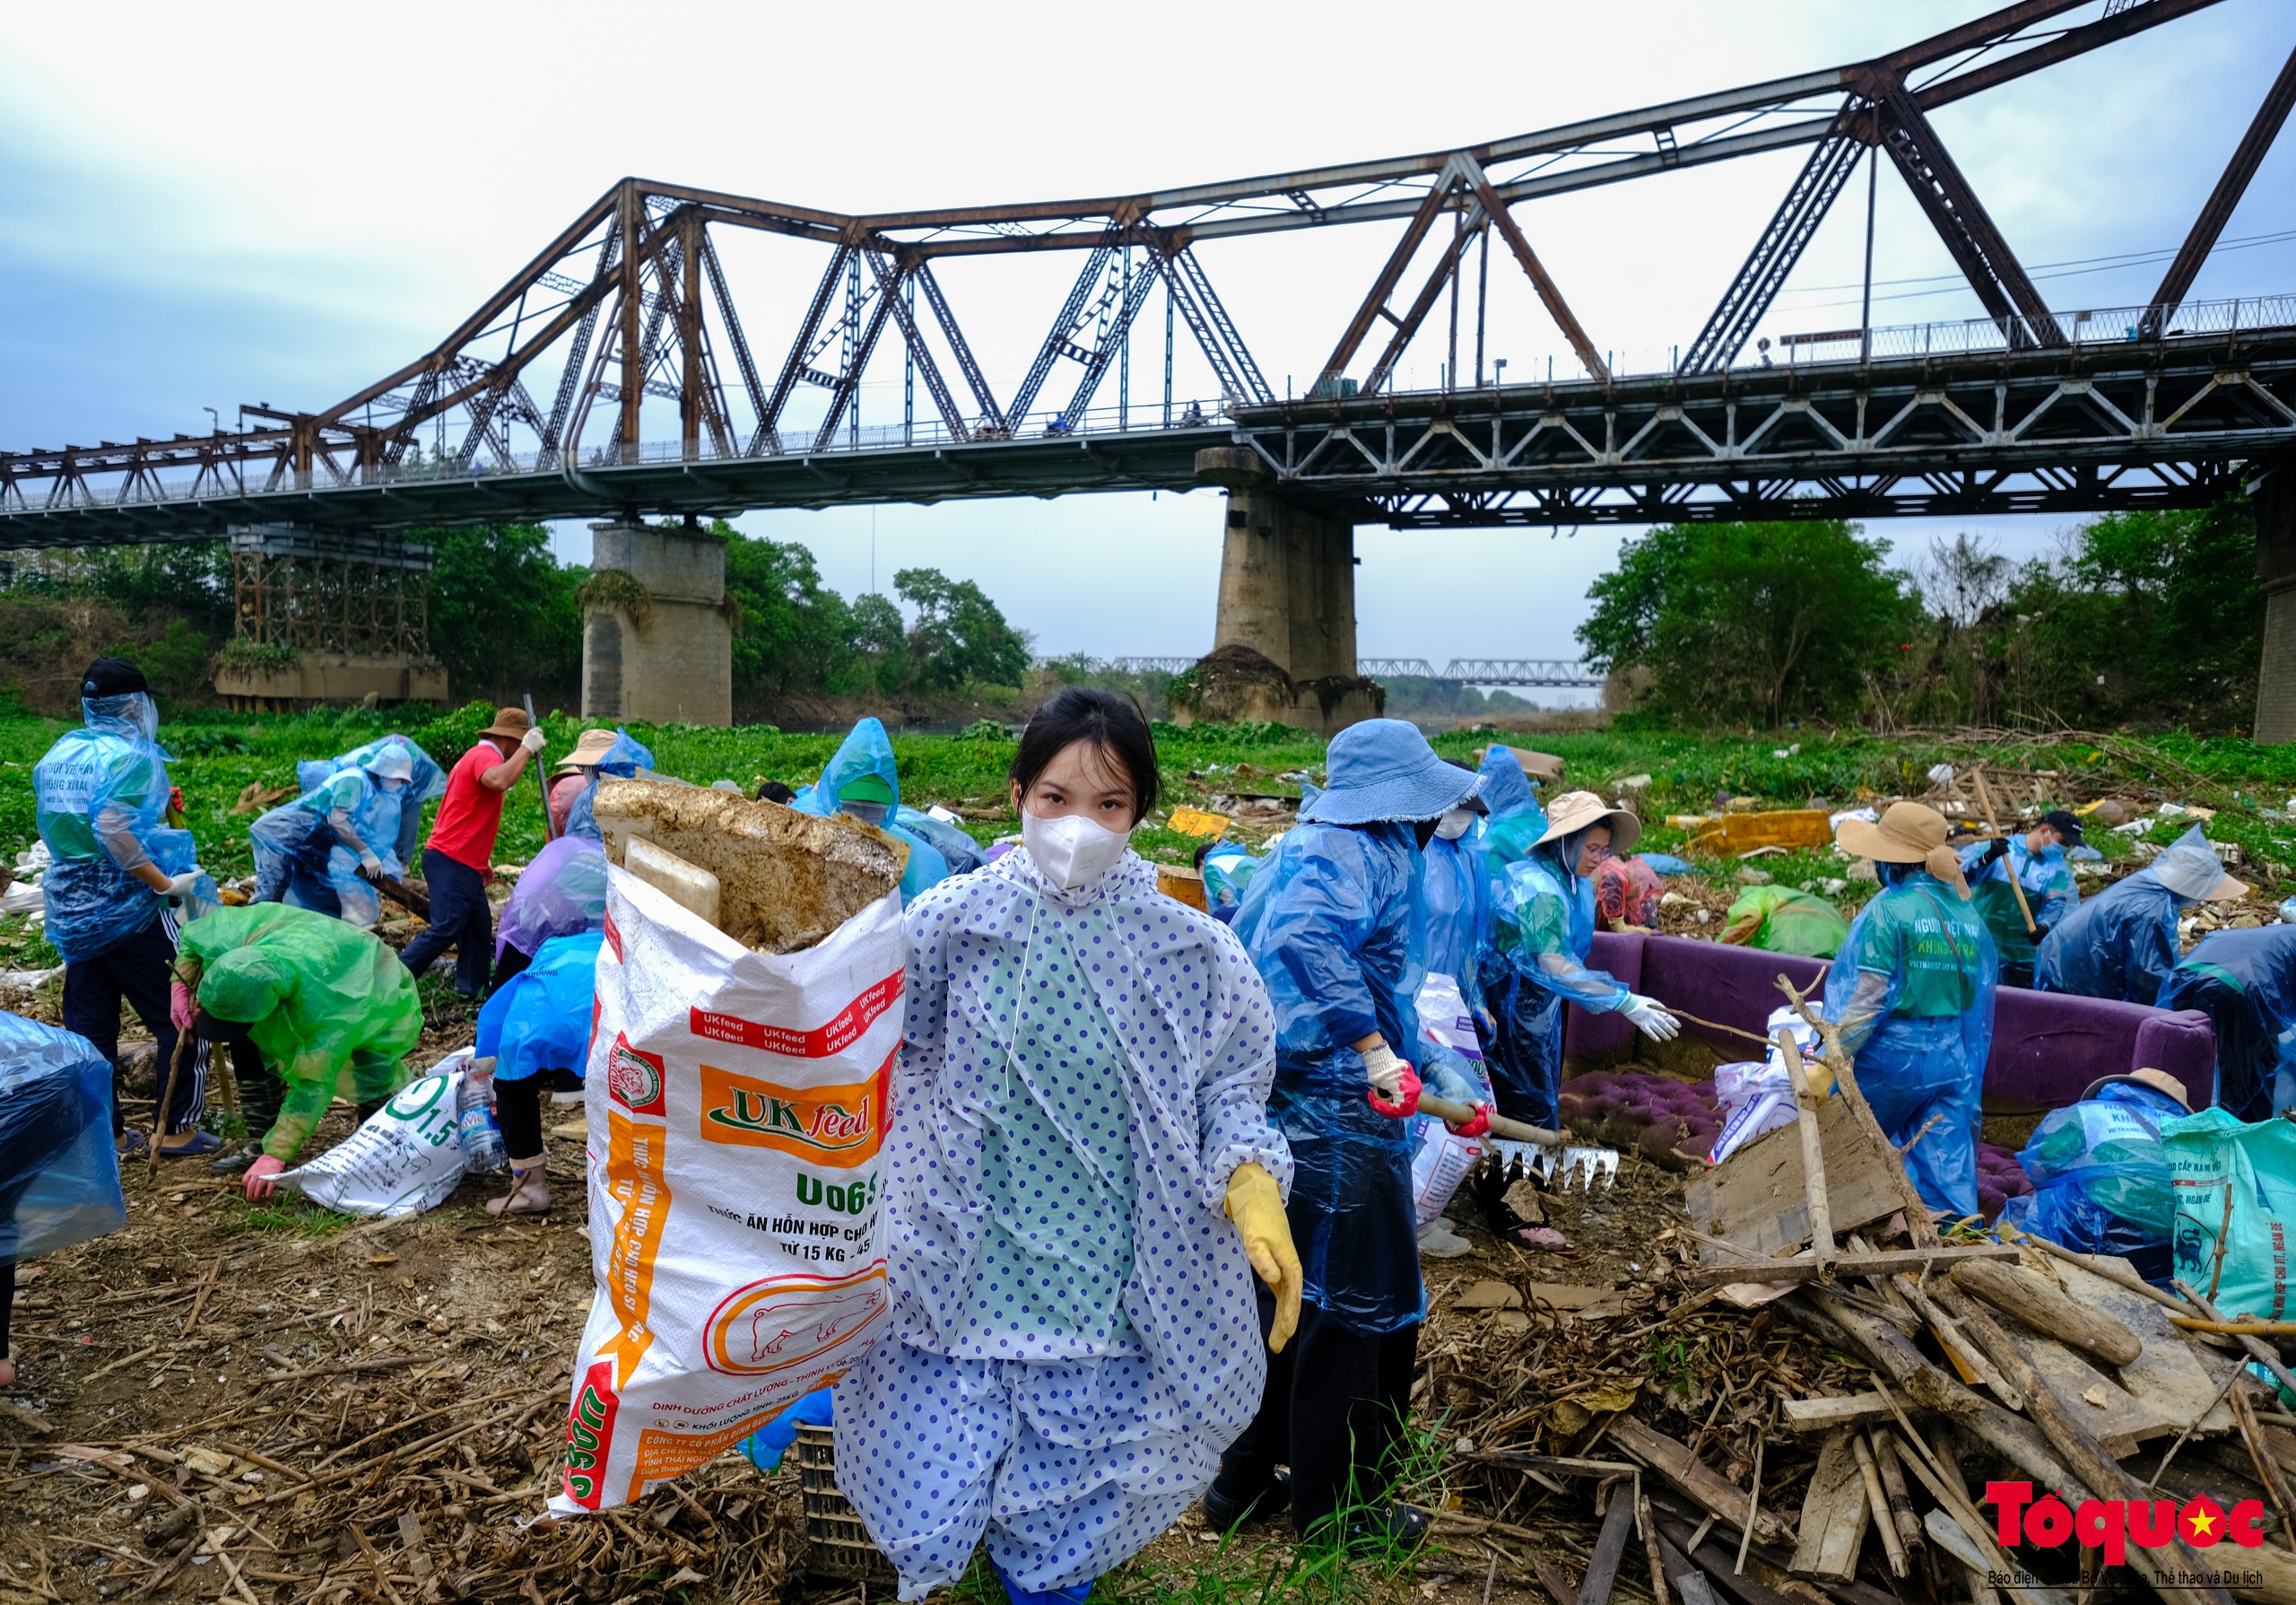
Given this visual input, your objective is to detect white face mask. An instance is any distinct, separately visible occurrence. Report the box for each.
[1434,807,1476,841]
[1022,809,1132,891]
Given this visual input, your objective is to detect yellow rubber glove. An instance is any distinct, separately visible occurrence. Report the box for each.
[1803,1054,1838,1102]
[1224,1162,1302,1354]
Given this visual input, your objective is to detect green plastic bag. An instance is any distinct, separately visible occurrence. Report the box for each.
[177,903,422,1162]
[1722,885,1849,959]
[2161,1105,2296,1322]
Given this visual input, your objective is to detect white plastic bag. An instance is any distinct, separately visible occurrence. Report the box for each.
[553,866,903,1515]
[1410,973,1492,1226]
[1707,1007,1822,1165]
[279,1060,494,1217]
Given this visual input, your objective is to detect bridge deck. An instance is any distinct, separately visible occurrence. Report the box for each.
[3,319,2291,546]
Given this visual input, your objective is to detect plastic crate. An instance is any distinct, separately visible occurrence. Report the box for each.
[794,1423,898,1584]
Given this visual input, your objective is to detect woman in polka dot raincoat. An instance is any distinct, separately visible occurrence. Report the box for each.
[835,688,1303,1605]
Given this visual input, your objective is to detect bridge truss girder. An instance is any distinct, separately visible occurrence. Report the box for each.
[0,0,2285,540]
[1230,327,2296,529]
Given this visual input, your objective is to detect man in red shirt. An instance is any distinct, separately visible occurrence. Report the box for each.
[399,707,546,999]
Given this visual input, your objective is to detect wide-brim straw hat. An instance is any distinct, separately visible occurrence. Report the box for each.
[1837,800,1969,894]
[1297,718,1475,826]
[1534,790,1642,856]
[479,706,533,744]
[559,728,620,768]
[2079,1068,2191,1112]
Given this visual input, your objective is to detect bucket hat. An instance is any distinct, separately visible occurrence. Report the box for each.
[364,746,415,782]
[2078,1068,2190,1112]
[479,706,533,746]
[1296,719,1474,825]
[2150,824,2247,902]
[1533,790,1642,856]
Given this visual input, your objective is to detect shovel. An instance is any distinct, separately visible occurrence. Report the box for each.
[1415,1091,1621,1192]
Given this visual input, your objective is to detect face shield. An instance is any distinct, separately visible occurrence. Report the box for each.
[839,798,891,828]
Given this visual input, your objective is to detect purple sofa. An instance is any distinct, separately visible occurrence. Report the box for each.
[1562,931,2218,1112]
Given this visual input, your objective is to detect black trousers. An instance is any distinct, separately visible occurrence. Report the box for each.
[1215,1284,1422,1538]
[60,915,201,1137]
[398,848,492,999]
[496,1076,546,1162]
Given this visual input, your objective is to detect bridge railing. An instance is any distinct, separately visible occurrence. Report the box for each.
[1055,656,1605,687]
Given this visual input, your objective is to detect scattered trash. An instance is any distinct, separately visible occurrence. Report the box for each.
[1515,1226,1570,1250]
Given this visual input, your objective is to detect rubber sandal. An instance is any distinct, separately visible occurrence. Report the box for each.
[484,1165,552,1217]
[160,1131,222,1159]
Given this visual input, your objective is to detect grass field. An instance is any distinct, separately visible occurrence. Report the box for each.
[9,703,2296,973]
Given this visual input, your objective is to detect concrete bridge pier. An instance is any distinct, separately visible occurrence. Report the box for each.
[1187,448,1381,737]
[581,518,733,727]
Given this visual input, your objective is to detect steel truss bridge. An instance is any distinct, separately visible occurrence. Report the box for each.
[1109,657,1602,686]
[1,0,2292,549]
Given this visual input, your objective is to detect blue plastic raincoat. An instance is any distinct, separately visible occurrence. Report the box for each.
[1475,756,1632,1131]
[2035,868,2183,1004]
[1958,835,2080,972]
[494,836,610,963]
[0,1011,126,1263]
[793,718,949,902]
[1996,1079,2186,1284]
[475,931,604,1082]
[33,692,205,962]
[295,733,445,868]
[1232,819,1429,1333]
[561,728,654,843]
[1200,842,1262,924]
[2157,925,2296,1121]
[1822,865,1997,1217]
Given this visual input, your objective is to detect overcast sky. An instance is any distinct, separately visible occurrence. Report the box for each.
[3,1,2290,686]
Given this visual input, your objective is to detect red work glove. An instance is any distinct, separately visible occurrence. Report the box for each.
[1446,1102,1493,1138]
[1367,1065,1422,1120]
[170,981,196,1035]
[243,1155,286,1200]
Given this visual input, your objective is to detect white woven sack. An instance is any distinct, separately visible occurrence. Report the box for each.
[553,865,903,1514]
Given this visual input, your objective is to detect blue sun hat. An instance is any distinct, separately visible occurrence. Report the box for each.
[1297,718,1475,826]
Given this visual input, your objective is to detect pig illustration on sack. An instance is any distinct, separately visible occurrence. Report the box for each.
[747,1286,883,1362]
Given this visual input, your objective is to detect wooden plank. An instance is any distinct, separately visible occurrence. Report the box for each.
[1684,1096,1906,1263]
[1781,1394,1894,1435]
[1579,1490,1639,1605]
[1675,1244,2021,1290]
[1787,1432,1868,1583]
[2022,1254,2237,1440]
[1608,1416,1793,1548]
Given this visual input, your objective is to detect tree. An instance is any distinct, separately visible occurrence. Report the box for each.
[892,567,1031,690]
[422,524,585,702]
[721,526,853,697]
[848,592,911,696]
[1578,519,1918,728]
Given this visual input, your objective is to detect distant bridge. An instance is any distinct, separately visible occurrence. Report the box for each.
[1103,657,1603,687]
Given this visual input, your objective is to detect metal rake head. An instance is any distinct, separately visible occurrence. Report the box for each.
[1534,1145,1621,1193]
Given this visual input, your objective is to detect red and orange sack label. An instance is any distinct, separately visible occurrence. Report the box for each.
[551,868,905,1516]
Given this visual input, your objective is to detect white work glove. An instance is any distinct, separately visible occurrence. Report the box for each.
[358,850,384,875]
[1622,993,1681,1042]
[162,870,202,899]
[520,727,547,755]
[1361,1043,1409,1099]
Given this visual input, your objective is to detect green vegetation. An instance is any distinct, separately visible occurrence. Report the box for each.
[1580,498,2263,734]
